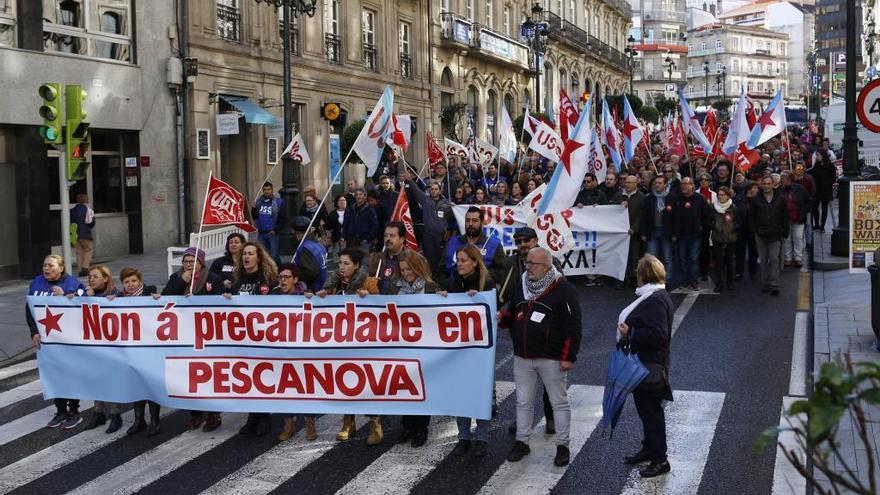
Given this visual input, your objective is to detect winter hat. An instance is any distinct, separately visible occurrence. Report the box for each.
[183,247,206,266]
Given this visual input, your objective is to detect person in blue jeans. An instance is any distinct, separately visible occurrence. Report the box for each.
[672,177,711,291]
[641,176,676,286]
[252,182,284,262]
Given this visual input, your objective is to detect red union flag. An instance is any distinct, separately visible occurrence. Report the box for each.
[281,133,311,165]
[391,187,419,251]
[426,132,446,170]
[202,176,257,232]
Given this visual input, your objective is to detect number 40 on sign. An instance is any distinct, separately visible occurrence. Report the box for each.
[856,78,880,133]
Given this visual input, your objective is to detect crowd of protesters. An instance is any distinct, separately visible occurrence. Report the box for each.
[24,119,837,477]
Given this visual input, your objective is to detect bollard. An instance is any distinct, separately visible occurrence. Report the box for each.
[870,247,880,350]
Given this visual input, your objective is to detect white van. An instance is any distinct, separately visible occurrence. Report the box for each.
[823,101,880,161]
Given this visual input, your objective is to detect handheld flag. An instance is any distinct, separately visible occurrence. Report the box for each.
[391,187,419,251]
[474,138,498,172]
[201,176,257,233]
[559,89,579,143]
[588,126,608,183]
[621,95,644,163]
[722,89,760,171]
[678,90,714,151]
[524,114,563,163]
[498,104,518,163]
[747,89,787,149]
[444,138,468,159]
[281,133,311,165]
[601,99,622,171]
[536,96,592,215]
[390,114,411,152]
[351,85,395,176]
[426,132,446,170]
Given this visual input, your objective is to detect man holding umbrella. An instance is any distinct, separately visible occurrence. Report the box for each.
[499,247,582,467]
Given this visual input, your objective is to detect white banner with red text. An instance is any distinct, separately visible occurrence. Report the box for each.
[453,204,630,279]
[28,293,498,419]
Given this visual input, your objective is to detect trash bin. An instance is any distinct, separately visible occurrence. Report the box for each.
[870,248,880,349]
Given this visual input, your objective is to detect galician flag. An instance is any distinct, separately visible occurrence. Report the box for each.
[678,89,714,151]
[536,97,592,215]
[601,99,622,171]
[722,88,760,171]
[621,95,643,164]
[498,104,517,164]
[588,126,608,183]
[747,89,787,149]
[351,85,395,176]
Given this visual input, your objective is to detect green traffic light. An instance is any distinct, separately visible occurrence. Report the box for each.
[42,127,58,141]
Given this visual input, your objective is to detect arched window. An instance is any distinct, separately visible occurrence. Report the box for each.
[559,68,567,100]
[571,72,579,97]
[441,67,454,87]
[523,88,531,110]
[487,89,497,143]
[467,85,479,131]
[504,93,514,114]
[545,63,554,112]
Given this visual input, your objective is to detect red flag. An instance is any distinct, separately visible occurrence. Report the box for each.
[201,176,257,232]
[669,118,687,158]
[727,143,760,172]
[391,187,418,251]
[746,96,757,128]
[426,132,446,171]
[558,89,579,143]
[391,114,409,151]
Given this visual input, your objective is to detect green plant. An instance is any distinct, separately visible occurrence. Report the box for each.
[340,119,365,164]
[639,106,660,124]
[756,355,880,495]
[712,99,732,114]
[653,95,677,118]
[440,103,468,142]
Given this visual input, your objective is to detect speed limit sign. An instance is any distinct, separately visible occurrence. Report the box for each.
[856,78,880,133]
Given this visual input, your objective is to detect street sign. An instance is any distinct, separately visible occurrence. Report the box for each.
[868,67,878,79]
[856,78,880,133]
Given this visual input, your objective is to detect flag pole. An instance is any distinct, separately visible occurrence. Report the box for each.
[190,169,213,294]
[784,129,794,171]
[293,146,355,255]
[515,108,529,181]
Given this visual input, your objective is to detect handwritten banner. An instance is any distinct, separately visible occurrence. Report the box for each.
[28,293,498,418]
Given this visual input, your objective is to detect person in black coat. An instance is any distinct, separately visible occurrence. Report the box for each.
[672,178,711,290]
[209,233,246,289]
[750,176,790,295]
[807,149,837,231]
[618,255,674,478]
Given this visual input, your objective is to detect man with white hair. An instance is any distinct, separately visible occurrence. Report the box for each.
[499,247,582,467]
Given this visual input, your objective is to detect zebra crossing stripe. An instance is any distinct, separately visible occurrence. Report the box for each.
[0,407,176,494]
[0,380,43,410]
[336,381,517,495]
[198,414,362,495]
[66,414,250,495]
[0,401,94,446]
[478,385,605,495]
[0,360,37,381]
[771,397,806,495]
[619,390,725,495]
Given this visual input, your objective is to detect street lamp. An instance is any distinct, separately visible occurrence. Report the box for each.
[253,0,317,254]
[665,55,676,84]
[702,60,710,105]
[807,45,819,114]
[521,3,549,114]
[625,35,638,95]
[716,65,727,104]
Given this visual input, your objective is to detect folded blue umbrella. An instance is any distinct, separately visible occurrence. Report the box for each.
[601,340,649,437]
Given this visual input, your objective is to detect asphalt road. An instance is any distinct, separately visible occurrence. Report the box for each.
[0,267,803,495]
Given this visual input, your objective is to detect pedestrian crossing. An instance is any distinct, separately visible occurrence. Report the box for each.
[0,359,768,494]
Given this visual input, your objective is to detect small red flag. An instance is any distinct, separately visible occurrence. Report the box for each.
[391,187,419,251]
[426,132,446,171]
[201,176,257,233]
[559,89,579,143]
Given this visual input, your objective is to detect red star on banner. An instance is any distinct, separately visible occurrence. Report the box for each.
[604,128,616,150]
[527,116,538,133]
[757,108,776,129]
[38,308,63,337]
[559,138,584,175]
[622,119,638,142]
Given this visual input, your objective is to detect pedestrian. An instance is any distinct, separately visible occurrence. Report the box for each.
[508,181,524,205]
[750,175,790,296]
[780,171,811,268]
[323,195,347,257]
[117,267,161,436]
[599,170,620,199]
[672,177,711,291]
[641,176,676,287]
[573,173,608,207]
[372,222,412,295]
[227,242,279,437]
[618,254,674,478]
[734,181,759,280]
[612,175,646,289]
[443,244,495,458]
[710,187,739,292]
[70,193,96,276]
[407,178,451,278]
[391,251,440,448]
[443,206,508,287]
[317,248,381,444]
[793,161,817,249]
[343,187,379,253]
[291,216,328,293]
[253,182,284,262]
[501,247,581,467]
[808,149,836,232]
[492,181,510,206]
[27,254,85,429]
[81,265,124,434]
[298,192,327,228]
[272,263,318,443]
[209,232,246,288]
[159,246,225,431]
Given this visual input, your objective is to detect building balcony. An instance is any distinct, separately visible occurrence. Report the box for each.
[688,47,726,57]
[325,33,340,64]
[363,43,377,72]
[217,4,241,43]
[545,12,628,73]
[634,68,685,82]
[278,20,299,55]
[642,9,686,25]
[439,13,529,70]
[400,53,412,79]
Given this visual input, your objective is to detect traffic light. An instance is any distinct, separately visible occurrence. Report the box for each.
[65,85,89,181]
[38,83,63,144]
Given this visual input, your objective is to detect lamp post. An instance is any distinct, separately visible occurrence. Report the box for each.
[830,0,860,256]
[665,54,676,84]
[253,0,317,254]
[717,65,726,104]
[625,35,638,95]
[522,3,549,114]
[702,60,710,106]
[807,45,818,115]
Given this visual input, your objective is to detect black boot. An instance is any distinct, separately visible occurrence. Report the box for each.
[254,413,271,437]
[239,413,260,435]
[147,402,161,436]
[83,412,106,430]
[639,459,671,478]
[105,414,123,434]
[126,414,146,436]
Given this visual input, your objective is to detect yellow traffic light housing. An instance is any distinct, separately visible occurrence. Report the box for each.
[65,85,89,181]
[38,83,63,144]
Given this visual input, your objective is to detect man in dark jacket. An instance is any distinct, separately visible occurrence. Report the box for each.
[407,177,451,277]
[343,188,379,252]
[252,182,284,263]
[673,177,711,290]
[780,171,811,267]
[573,173,608,207]
[501,247,581,468]
[641,176,676,286]
[70,193,96,276]
[612,175,646,289]
[292,216,328,292]
[750,175,790,295]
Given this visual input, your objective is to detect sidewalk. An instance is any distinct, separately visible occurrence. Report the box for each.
[812,203,879,489]
[0,249,171,363]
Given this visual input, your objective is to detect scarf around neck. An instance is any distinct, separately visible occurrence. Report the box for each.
[396,276,426,295]
[713,197,733,214]
[522,266,560,301]
[617,283,666,341]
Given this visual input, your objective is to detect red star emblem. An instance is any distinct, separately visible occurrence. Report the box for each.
[527,116,538,134]
[38,308,63,337]
[622,118,638,142]
[605,128,617,149]
[559,137,584,175]
[757,109,776,129]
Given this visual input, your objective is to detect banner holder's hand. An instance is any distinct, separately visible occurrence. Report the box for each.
[560,360,573,372]
[32,334,40,350]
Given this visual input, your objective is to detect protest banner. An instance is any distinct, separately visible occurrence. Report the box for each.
[28,292,497,419]
[453,204,630,279]
[850,181,880,273]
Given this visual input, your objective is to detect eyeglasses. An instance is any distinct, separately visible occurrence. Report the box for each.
[279,274,295,280]
[182,259,195,265]
[514,238,532,245]
[524,260,548,266]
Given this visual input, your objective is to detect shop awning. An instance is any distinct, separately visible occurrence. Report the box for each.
[220,96,277,125]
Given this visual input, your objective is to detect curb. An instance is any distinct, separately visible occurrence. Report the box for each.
[0,347,36,369]
[813,259,849,271]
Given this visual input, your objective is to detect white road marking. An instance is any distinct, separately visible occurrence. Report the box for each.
[337,382,517,495]
[200,414,364,495]
[0,360,37,381]
[478,384,605,495]
[671,293,699,337]
[771,397,806,495]
[788,313,808,397]
[0,401,94,446]
[620,390,725,495]
[0,407,175,494]
[0,380,42,409]
[67,414,248,495]
[496,353,513,371]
